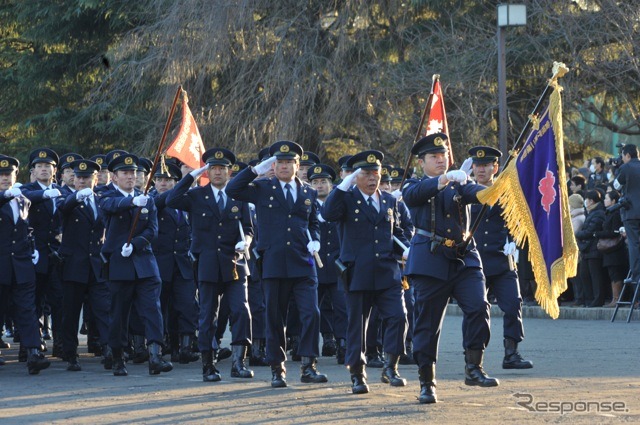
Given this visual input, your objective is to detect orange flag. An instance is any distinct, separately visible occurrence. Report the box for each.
[425,79,454,167]
[166,91,208,185]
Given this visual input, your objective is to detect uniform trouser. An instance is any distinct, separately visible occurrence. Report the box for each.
[108,277,164,349]
[161,271,198,336]
[464,271,524,342]
[262,277,320,364]
[35,265,63,335]
[198,278,252,352]
[319,294,334,335]
[345,286,408,369]
[61,278,110,355]
[317,282,348,339]
[247,277,266,339]
[412,265,491,367]
[214,295,230,343]
[624,218,640,281]
[365,307,382,349]
[286,296,302,338]
[1,275,41,348]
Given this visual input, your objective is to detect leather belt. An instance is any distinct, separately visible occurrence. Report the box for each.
[415,228,457,248]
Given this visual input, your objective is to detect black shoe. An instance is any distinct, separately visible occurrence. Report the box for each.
[0,338,9,349]
[216,347,232,362]
[418,364,437,404]
[464,350,499,387]
[52,339,64,359]
[131,335,148,364]
[366,348,384,368]
[103,345,113,370]
[300,357,328,383]
[18,345,27,362]
[230,345,254,378]
[502,339,533,369]
[12,330,20,343]
[399,340,415,365]
[271,363,287,388]
[66,355,81,372]
[27,348,50,375]
[321,334,337,357]
[336,339,346,365]
[148,342,173,375]
[201,351,222,382]
[350,364,369,394]
[249,339,269,366]
[179,335,200,364]
[112,348,128,376]
[381,353,406,387]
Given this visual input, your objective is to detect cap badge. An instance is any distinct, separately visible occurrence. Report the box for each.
[391,170,399,178]
[280,144,290,153]
[113,153,121,159]
[214,151,224,159]
[96,158,103,165]
[67,156,74,163]
[39,151,47,158]
[367,154,376,163]
[302,154,308,160]
[0,160,8,167]
[231,164,239,171]
[124,157,133,165]
[434,137,444,147]
[381,168,388,175]
[79,162,87,171]
[313,166,322,174]
[477,150,485,158]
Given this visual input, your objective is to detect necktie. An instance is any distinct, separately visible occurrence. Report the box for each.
[217,192,225,212]
[176,209,183,224]
[368,196,377,213]
[285,183,294,210]
[85,198,97,219]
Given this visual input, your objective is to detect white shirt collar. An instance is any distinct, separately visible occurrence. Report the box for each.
[118,187,134,197]
[358,188,379,204]
[211,184,227,199]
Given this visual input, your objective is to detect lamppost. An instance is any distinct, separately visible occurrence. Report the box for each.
[497,4,526,164]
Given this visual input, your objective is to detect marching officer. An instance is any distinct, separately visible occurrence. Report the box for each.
[402,133,498,404]
[226,141,327,388]
[166,148,254,381]
[0,155,50,374]
[468,146,533,370]
[98,153,172,376]
[90,154,110,187]
[322,150,410,395]
[58,159,111,371]
[58,153,83,196]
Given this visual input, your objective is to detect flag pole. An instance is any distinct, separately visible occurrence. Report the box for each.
[398,74,439,190]
[126,85,183,244]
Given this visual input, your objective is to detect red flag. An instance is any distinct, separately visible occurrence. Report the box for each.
[425,79,454,166]
[166,92,208,185]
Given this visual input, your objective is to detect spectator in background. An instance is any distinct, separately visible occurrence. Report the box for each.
[587,157,607,189]
[597,190,629,307]
[575,190,607,307]
[570,175,586,197]
[567,194,585,306]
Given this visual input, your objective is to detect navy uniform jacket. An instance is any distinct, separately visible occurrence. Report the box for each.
[60,185,75,197]
[0,194,35,285]
[152,190,194,282]
[397,199,415,239]
[616,158,640,220]
[59,192,106,283]
[471,204,512,277]
[166,174,252,282]
[316,201,340,284]
[20,181,63,274]
[321,187,409,291]
[98,189,160,281]
[226,167,319,280]
[402,176,485,281]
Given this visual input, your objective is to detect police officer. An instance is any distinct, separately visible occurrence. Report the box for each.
[614,144,640,282]
[468,146,533,370]
[0,155,50,374]
[226,141,327,388]
[322,151,410,395]
[402,133,498,404]
[297,151,320,183]
[151,161,199,365]
[90,154,110,187]
[58,159,111,371]
[166,148,254,381]
[136,157,153,191]
[58,153,83,196]
[98,153,172,376]
[308,164,348,364]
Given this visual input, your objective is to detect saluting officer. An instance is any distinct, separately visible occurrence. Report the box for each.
[468,146,533,370]
[98,153,172,377]
[402,133,498,405]
[58,159,111,371]
[166,148,254,382]
[322,151,410,395]
[0,155,51,374]
[226,141,327,388]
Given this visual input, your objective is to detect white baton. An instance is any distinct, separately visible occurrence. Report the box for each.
[306,229,324,269]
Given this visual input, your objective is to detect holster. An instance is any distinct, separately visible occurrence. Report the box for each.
[335,259,351,291]
[100,252,110,281]
[188,251,199,283]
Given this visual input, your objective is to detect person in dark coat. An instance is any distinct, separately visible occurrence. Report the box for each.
[597,190,628,307]
[575,190,607,307]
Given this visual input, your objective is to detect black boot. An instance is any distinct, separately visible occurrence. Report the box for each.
[365,346,384,368]
[148,342,173,375]
[103,344,113,370]
[321,333,337,357]
[502,338,533,369]
[201,350,221,382]
[179,335,200,364]
[399,340,415,365]
[18,344,27,362]
[271,363,287,388]
[464,349,499,387]
[216,346,232,362]
[113,347,128,376]
[249,338,269,366]
[169,333,180,362]
[418,363,437,404]
[289,336,301,361]
[27,348,50,375]
[231,345,254,378]
[66,353,81,371]
[350,364,369,394]
[336,338,346,365]
[42,315,52,340]
[381,353,406,386]
[0,337,10,349]
[51,327,64,359]
[132,335,148,364]
[300,357,328,383]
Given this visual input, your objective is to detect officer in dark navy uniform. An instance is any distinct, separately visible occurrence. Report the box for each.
[467,146,533,370]
[58,159,111,371]
[166,148,254,382]
[98,153,172,376]
[297,151,320,183]
[0,156,51,374]
[402,133,498,404]
[308,164,348,364]
[90,154,110,187]
[58,153,83,196]
[322,151,410,395]
[338,155,354,181]
[136,157,153,191]
[20,148,65,359]
[227,140,327,388]
[94,150,128,194]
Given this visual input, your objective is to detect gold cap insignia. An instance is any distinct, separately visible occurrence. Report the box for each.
[280,144,290,153]
[302,154,308,160]
[113,153,121,159]
[39,151,47,158]
[391,170,399,178]
[124,157,133,165]
[434,137,444,147]
[214,151,224,159]
[367,154,376,163]
[388,208,393,216]
[477,150,485,158]
[67,156,74,163]
[231,164,239,171]
[79,162,87,171]
[313,166,322,174]
[381,168,388,175]
[96,158,103,165]
[231,206,239,213]
[0,160,8,167]
[304,198,311,206]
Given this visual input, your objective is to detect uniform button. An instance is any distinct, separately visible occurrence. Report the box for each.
[375,253,379,257]
[12,240,15,244]
[446,214,451,218]
[161,218,164,221]
[14,229,17,232]
[287,228,291,231]
[269,205,272,208]
[287,241,291,245]
[175,240,178,243]
[219,223,223,226]
[485,219,489,223]
[288,215,292,218]
[327,242,331,245]
[328,231,331,234]
[484,243,487,247]
[484,231,488,234]
[174,251,177,254]
[446,229,451,233]
[355,218,358,222]
[218,236,221,239]
[374,240,378,244]
[119,216,122,219]
[203,213,206,216]
[217,248,221,252]
[75,219,79,222]
[374,226,378,229]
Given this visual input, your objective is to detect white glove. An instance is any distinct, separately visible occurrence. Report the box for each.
[503,241,517,256]
[307,240,320,255]
[402,246,410,260]
[132,195,149,207]
[189,164,209,178]
[460,157,473,177]
[317,213,326,223]
[253,156,277,175]
[337,168,361,191]
[76,188,93,201]
[235,240,247,253]
[43,188,61,199]
[391,189,402,199]
[619,226,626,236]
[4,187,22,198]
[121,243,133,257]
[32,250,39,265]
[444,170,468,185]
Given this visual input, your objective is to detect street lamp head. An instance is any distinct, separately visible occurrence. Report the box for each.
[498,4,527,27]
